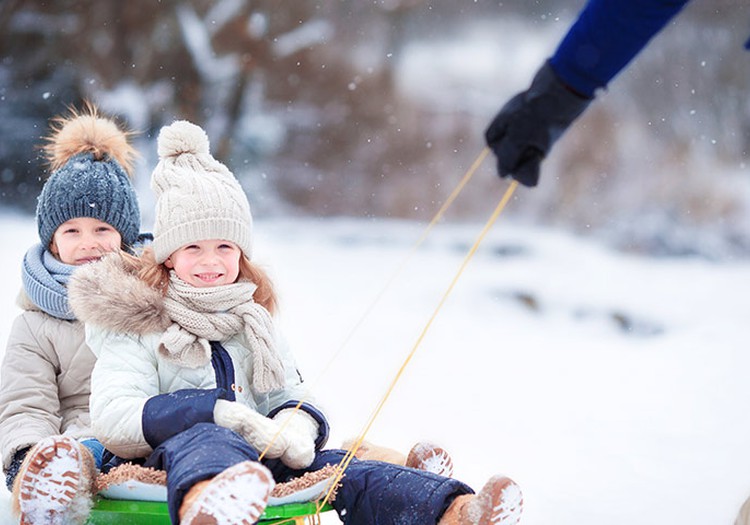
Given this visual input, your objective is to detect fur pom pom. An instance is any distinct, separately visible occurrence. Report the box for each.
[43,102,136,177]
[157,120,210,159]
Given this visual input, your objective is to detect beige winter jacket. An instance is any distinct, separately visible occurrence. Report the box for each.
[0,292,95,471]
[736,494,750,525]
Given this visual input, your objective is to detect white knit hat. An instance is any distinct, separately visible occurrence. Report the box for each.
[151,121,253,264]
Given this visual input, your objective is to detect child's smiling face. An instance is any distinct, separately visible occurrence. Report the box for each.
[165,239,242,287]
[50,217,122,265]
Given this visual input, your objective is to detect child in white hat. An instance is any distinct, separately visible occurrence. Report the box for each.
[69,120,522,525]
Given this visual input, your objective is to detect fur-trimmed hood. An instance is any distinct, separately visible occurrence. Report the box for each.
[16,289,38,313]
[69,253,287,378]
[68,254,171,336]
[77,255,313,459]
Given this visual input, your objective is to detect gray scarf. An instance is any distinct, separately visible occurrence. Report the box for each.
[159,271,286,393]
[21,244,76,320]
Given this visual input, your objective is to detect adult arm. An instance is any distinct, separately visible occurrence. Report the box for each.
[486,0,691,186]
[551,0,692,97]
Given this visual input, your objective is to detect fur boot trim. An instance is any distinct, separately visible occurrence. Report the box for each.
[97,464,167,502]
[12,436,96,525]
[96,463,339,507]
[270,464,340,505]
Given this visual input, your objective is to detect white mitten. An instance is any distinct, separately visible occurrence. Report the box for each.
[214,399,288,458]
[273,408,319,469]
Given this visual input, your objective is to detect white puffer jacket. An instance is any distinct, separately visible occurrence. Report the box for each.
[69,255,312,460]
[85,326,307,459]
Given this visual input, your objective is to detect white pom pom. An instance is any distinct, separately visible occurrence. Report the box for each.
[157,120,210,159]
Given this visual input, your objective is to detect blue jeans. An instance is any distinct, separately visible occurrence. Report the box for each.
[80,438,105,470]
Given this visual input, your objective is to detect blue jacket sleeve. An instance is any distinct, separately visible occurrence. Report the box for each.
[142,388,227,449]
[550,0,691,97]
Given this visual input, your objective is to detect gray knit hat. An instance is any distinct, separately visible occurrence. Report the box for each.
[151,121,253,264]
[37,109,140,249]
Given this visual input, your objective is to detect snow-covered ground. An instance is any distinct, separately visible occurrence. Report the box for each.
[0,209,748,525]
[265,214,750,525]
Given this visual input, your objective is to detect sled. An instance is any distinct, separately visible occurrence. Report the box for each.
[87,498,334,524]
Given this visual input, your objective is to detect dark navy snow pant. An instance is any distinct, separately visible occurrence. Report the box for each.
[294,449,474,525]
[145,423,473,525]
[144,423,259,523]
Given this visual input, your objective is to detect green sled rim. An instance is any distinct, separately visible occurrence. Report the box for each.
[87,497,334,524]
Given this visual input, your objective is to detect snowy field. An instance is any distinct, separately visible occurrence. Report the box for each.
[0,209,749,525]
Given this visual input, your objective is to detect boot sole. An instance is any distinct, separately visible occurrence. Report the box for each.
[483,475,523,525]
[181,461,275,525]
[405,442,454,478]
[18,436,83,525]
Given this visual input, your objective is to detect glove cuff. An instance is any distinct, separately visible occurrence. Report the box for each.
[528,61,591,123]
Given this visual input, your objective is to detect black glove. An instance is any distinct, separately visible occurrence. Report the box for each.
[485,61,591,187]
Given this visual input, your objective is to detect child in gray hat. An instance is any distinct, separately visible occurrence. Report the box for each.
[0,104,143,525]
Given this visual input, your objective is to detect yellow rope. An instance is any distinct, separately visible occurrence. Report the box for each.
[302,147,489,386]
[319,179,519,509]
[257,148,518,521]
[258,149,489,463]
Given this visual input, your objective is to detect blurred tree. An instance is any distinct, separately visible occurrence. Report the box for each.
[0,1,747,258]
[0,0,441,217]
[0,0,82,210]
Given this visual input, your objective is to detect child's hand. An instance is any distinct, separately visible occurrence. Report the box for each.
[273,409,319,469]
[213,399,288,457]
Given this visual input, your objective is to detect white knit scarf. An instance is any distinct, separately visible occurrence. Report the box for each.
[159,271,286,393]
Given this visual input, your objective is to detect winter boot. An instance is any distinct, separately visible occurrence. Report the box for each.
[405,442,454,478]
[11,436,96,525]
[343,438,407,465]
[438,475,523,525]
[344,439,454,477]
[179,461,275,525]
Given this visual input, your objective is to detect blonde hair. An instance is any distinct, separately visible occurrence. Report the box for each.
[120,247,277,315]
